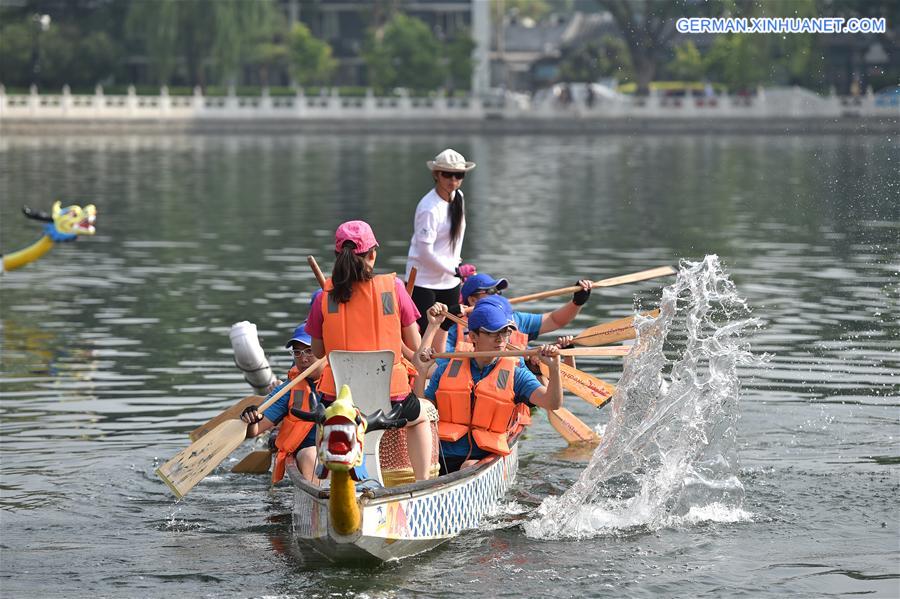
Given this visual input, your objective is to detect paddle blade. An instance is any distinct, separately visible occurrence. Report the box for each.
[548,407,600,445]
[189,395,262,442]
[559,363,616,408]
[231,450,273,474]
[538,362,617,409]
[573,310,660,347]
[156,418,249,499]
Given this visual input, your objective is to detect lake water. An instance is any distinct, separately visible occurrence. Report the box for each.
[0,133,897,598]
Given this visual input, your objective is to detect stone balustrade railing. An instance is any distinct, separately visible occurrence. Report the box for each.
[0,84,896,121]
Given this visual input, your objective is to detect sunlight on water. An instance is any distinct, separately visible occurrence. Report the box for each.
[525,256,765,539]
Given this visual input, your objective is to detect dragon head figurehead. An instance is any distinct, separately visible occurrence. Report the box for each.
[3,201,98,273]
[316,384,367,473]
[51,201,97,237]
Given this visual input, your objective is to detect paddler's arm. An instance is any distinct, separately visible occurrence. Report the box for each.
[411,304,447,396]
[538,279,593,334]
[522,345,563,411]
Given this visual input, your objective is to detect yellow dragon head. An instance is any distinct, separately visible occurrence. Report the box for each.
[316,385,366,472]
[52,201,97,236]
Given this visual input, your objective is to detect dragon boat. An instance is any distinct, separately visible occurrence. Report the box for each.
[1,202,96,273]
[286,350,525,563]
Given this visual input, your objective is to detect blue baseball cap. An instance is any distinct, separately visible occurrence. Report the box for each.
[461,273,509,304]
[285,323,312,348]
[468,296,517,333]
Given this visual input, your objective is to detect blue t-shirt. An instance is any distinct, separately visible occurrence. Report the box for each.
[424,357,542,460]
[445,310,543,352]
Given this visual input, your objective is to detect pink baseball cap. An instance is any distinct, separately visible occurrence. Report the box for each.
[334,220,379,254]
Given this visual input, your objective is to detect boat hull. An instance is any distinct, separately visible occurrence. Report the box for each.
[287,439,520,563]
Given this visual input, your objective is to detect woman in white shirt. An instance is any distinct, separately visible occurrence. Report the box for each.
[405,148,477,331]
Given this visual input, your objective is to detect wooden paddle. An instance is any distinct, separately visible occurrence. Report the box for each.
[547,406,601,445]
[231,449,273,474]
[508,266,676,305]
[429,312,610,445]
[540,360,616,409]
[155,357,326,499]
[189,395,262,442]
[307,255,327,288]
[432,347,630,360]
[437,310,620,408]
[224,257,330,477]
[406,266,417,295]
[572,310,661,347]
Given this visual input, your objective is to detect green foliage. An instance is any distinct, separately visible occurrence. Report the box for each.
[0,21,33,86]
[287,22,336,86]
[0,17,119,88]
[704,35,767,91]
[446,31,476,91]
[363,14,444,92]
[667,41,704,82]
[559,35,632,82]
[124,0,280,87]
[491,0,554,23]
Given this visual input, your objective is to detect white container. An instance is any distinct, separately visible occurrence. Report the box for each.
[230,321,276,394]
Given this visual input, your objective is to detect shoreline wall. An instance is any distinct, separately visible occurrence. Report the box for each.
[1,86,897,135]
[0,116,896,135]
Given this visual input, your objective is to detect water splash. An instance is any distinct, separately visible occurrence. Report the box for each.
[525,256,764,539]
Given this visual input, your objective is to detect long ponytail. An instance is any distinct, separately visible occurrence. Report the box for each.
[330,242,374,304]
[449,190,465,251]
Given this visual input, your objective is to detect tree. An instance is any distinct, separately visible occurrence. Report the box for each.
[446,31,476,92]
[667,41,704,82]
[363,14,445,92]
[287,22,336,86]
[559,35,632,83]
[596,0,726,94]
[704,34,767,91]
[125,0,279,87]
[0,21,33,87]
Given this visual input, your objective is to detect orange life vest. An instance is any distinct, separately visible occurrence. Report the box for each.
[454,322,474,352]
[434,356,520,456]
[271,366,316,483]
[318,273,410,397]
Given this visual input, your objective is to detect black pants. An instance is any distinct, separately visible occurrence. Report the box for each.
[438,454,469,476]
[410,284,461,332]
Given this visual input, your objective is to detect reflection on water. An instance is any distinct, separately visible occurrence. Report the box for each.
[0,134,897,597]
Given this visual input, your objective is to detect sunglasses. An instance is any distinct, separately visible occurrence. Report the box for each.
[473,327,513,341]
[439,171,465,180]
[473,287,502,297]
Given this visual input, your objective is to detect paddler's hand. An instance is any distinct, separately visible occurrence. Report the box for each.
[440,303,462,331]
[426,302,448,327]
[537,344,560,366]
[264,379,282,394]
[240,405,263,425]
[572,279,592,306]
[556,335,575,349]
[414,347,437,372]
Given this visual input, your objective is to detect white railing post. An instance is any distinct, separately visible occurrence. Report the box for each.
[295,86,306,117]
[192,86,204,114]
[61,84,72,115]
[260,86,272,113]
[29,84,40,116]
[127,84,137,116]
[160,85,171,115]
[94,84,104,114]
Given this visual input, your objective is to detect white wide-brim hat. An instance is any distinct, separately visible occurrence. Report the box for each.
[426,148,476,172]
